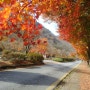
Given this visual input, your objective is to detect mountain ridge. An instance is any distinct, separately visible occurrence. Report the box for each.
[40,27,75,57]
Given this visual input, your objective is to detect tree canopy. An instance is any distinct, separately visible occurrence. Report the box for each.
[0,0,90,60]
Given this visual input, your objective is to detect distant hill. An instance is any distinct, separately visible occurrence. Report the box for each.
[0,23,76,57]
[40,27,75,57]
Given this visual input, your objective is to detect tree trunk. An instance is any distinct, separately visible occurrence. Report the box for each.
[25,45,31,54]
[87,43,90,65]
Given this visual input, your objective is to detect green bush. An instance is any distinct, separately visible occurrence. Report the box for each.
[0,47,3,52]
[53,57,75,62]
[27,53,44,64]
[2,50,26,61]
[11,52,26,60]
[2,50,44,65]
[2,50,12,60]
[2,50,11,55]
[53,58,63,62]
[62,58,74,62]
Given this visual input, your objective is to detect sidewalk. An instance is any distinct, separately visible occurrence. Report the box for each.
[55,61,90,90]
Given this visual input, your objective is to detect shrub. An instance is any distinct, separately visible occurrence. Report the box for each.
[11,60,27,66]
[9,52,26,66]
[2,50,26,61]
[53,58,63,62]
[27,53,44,64]
[2,50,11,55]
[2,50,44,65]
[10,52,26,60]
[2,50,12,60]
[62,58,75,62]
[0,47,3,52]
[53,57,75,62]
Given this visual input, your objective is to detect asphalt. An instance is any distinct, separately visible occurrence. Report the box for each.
[0,60,81,90]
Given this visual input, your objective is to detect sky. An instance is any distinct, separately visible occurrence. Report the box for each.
[37,15,59,36]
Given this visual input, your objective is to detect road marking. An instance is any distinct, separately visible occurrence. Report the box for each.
[46,62,81,90]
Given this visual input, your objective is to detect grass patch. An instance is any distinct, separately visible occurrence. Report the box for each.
[53,57,75,62]
[53,58,63,62]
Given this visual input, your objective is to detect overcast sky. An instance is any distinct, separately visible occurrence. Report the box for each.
[37,15,59,36]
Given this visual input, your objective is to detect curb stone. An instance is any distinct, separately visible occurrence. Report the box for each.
[46,62,81,90]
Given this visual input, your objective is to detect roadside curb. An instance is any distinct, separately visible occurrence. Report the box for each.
[46,62,81,90]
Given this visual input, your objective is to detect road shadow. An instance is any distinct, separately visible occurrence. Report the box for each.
[26,66,41,69]
[0,61,87,86]
[0,71,57,86]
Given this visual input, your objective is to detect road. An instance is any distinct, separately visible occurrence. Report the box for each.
[0,60,81,90]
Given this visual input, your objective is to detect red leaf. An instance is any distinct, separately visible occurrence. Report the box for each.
[24,41,29,46]
[17,33,22,37]
[37,39,41,44]
[43,41,47,43]
[38,24,43,29]
[10,38,15,42]
[32,42,35,45]
[0,31,3,36]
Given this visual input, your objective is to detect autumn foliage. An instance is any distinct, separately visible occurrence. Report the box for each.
[0,0,90,61]
[0,0,43,53]
[30,38,48,54]
[34,0,90,61]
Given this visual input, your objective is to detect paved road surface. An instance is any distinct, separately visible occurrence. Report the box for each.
[0,60,81,90]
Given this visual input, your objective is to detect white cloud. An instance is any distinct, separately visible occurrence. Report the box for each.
[37,15,59,36]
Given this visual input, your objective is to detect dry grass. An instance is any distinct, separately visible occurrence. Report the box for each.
[0,60,43,70]
[0,60,13,67]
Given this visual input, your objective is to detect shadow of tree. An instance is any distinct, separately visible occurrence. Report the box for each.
[0,60,83,87]
[0,71,57,86]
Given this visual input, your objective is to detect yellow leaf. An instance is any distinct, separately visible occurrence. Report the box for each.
[17,15,22,21]
[32,0,39,4]
[3,36,8,41]
[68,10,71,14]
[22,25,26,30]
[0,0,4,3]
[4,0,11,4]
[4,7,11,19]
